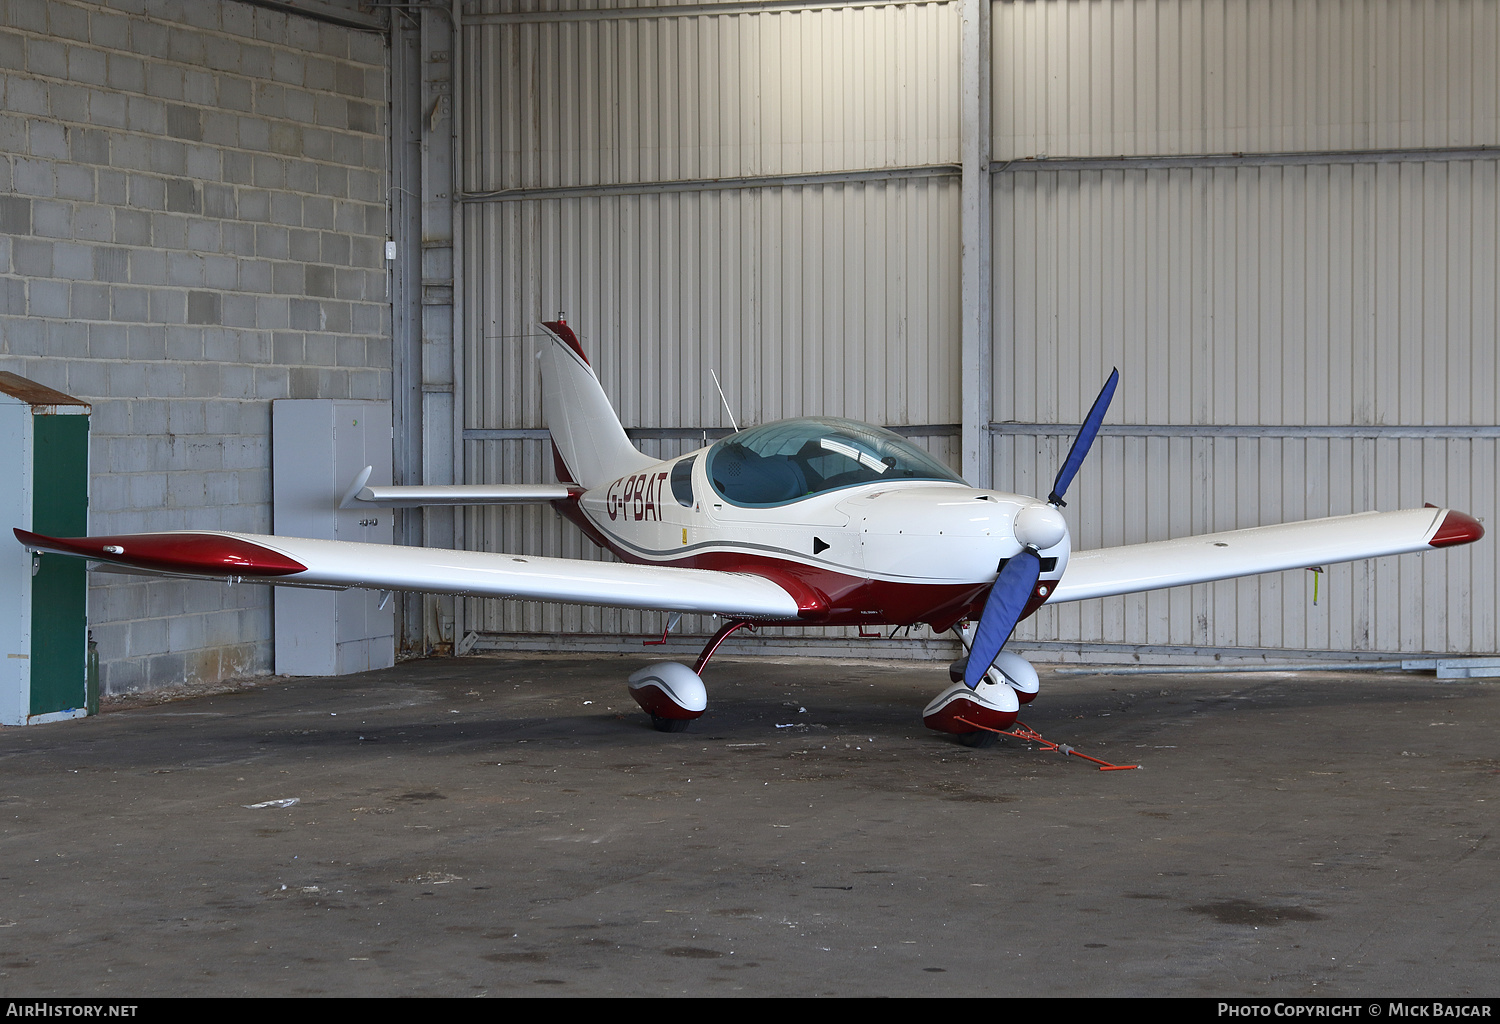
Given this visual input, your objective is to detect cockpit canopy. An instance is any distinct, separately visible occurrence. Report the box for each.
[705,417,966,507]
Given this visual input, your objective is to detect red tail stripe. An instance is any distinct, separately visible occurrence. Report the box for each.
[541,320,589,365]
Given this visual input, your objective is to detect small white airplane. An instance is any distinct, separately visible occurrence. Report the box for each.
[16,319,1485,746]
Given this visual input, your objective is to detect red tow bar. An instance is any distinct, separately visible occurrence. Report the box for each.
[957,718,1140,771]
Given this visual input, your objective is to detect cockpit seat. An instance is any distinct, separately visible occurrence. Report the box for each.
[711,443,809,504]
[705,417,966,508]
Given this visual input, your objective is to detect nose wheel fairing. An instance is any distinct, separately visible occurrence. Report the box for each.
[927,642,1043,744]
[922,674,1021,737]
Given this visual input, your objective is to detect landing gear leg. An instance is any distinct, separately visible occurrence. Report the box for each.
[628,620,758,733]
[693,619,756,674]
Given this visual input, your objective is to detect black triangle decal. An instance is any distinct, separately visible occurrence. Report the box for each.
[812,537,829,554]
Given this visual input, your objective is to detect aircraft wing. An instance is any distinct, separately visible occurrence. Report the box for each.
[13,529,802,620]
[1050,507,1483,603]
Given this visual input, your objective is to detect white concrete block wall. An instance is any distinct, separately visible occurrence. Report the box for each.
[0,0,390,693]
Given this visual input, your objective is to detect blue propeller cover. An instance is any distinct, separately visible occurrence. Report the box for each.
[1049,368,1119,506]
[964,549,1042,688]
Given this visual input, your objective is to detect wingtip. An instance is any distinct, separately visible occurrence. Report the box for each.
[1429,509,1485,548]
[339,465,374,509]
[9,530,308,576]
[15,527,69,553]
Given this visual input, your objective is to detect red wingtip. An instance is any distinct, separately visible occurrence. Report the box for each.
[1429,510,1485,548]
[14,529,307,576]
[541,319,590,365]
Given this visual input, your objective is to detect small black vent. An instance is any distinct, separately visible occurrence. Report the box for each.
[996,556,1059,574]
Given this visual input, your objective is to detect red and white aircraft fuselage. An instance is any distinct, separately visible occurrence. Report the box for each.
[15,318,1485,744]
[575,472,1063,630]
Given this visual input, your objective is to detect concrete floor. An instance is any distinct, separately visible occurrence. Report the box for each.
[0,652,1496,997]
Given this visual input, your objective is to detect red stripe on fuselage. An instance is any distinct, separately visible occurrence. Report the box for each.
[677,550,992,628]
[550,497,1006,628]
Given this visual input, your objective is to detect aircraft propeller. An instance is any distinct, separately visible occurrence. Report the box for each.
[963,368,1119,689]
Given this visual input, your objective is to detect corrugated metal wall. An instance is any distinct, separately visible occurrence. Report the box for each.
[460,182,962,639]
[994,0,1500,158]
[452,0,1498,659]
[458,0,963,643]
[468,3,960,186]
[992,0,1499,657]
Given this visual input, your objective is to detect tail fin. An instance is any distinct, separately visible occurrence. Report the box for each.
[538,319,655,489]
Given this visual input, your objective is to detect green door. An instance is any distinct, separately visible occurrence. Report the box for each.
[30,413,88,717]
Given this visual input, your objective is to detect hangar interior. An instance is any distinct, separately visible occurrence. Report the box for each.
[1,0,1496,697]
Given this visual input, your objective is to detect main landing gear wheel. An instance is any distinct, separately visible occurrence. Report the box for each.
[955,729,999,749]
[628,662,708,733]
[627,621,754,734]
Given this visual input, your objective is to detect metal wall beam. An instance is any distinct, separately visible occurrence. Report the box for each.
[240,0,387,31]
[996,147,1500,172]
[467,0,952,25]
[403,3,459,654]
[461,165,961,203]
[990,424,1500,439]
[461,424,963,442]
[959,0,991,487]
[448,0,466,652]
[389,10,426,655]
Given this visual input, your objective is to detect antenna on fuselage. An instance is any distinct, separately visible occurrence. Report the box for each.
[710,368,740,432]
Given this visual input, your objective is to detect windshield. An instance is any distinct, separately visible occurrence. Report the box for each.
[706,417,965,507]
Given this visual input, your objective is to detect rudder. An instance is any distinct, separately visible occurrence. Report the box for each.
[538,319,655,490]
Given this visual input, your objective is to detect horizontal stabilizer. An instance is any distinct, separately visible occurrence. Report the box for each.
[354,483,578,507]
